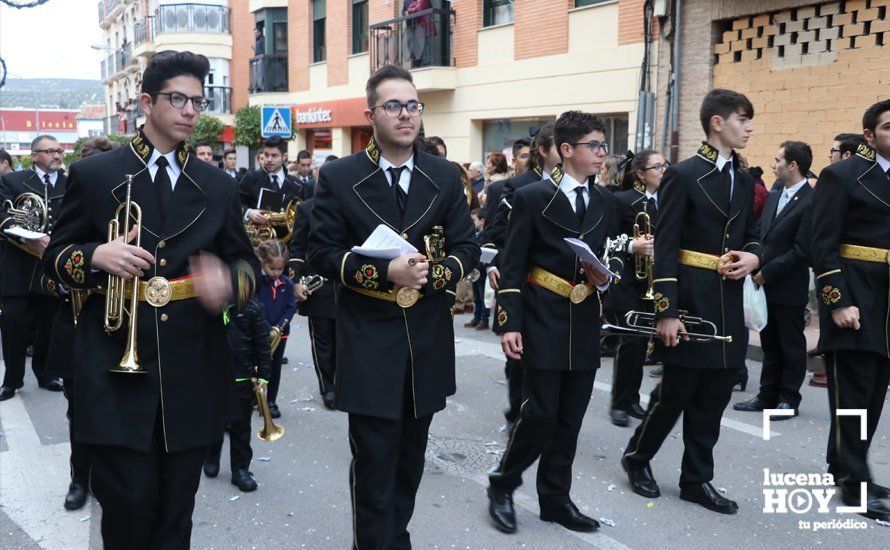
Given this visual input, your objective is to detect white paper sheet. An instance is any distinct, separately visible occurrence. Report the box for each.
[480,247,498,264]
[4,226,47,240]
[563,237,618,278]
[351,224,418,260]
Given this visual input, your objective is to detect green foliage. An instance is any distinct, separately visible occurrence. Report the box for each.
[187,115,227,147]
[233,106,262,148]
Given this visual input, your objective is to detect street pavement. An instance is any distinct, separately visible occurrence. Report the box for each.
[1,314,888,549]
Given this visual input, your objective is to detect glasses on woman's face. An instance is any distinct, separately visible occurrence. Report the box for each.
[371,100,425,118]
[643,162,670,172]
[153,91,210,112]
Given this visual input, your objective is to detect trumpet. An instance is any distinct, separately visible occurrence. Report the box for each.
[601,310,733,343]
[298,274,326,295]
[269,326,282,354]
[463,268,481,283]
[253,378,284,441]
[602,234,629,283]
[104,174,145,374]
[633,210,655,300]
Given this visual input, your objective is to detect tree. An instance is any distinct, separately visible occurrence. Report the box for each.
[233,106,262,148]
[187,115,226,147]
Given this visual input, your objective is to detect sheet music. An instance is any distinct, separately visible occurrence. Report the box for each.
[480,247,498,264]
[563,238,618,278]
[4,226,47,240]
[351,224,418,260]
[257,188,283,211]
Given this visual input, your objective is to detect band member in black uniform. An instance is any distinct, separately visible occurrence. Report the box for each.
[621,89,761,515]
[734,141,813,418]
[811,100,890,521]
[0,135,68,400]
[604,150,665,427]
[289,197,338,409]
[309,65,479,549]
[42,51,259,549]
[240,136,310,223]
[483,124,557,427]
[486,111,617,534]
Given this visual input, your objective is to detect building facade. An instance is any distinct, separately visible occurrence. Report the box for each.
[655,0,890,175]
[245,0,657,164]
[0,109,80,156]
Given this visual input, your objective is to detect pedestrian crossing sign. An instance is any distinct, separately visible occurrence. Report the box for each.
[261,106,292,138]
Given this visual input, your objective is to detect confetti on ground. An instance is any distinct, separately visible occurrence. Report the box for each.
[257,456,271,462]
[484,441,499,447]
[876,519,890,527]
[607,484,616,491]
[290,399,300,404]
[229,496,240,501]
[646,502,654,508]
[301,407,316,412]
[717,487,727,493]
[599,517,616,527]
[79,514,91,522]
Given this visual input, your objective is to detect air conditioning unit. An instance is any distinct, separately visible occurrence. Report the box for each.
[653,0,668,17]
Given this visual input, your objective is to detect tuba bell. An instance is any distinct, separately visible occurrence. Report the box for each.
[253,378,284,441]
[103,174,145,374]
[633,210,655,300]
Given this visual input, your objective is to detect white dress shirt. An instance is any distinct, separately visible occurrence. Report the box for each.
[876,153,890,175]
[776,178,807,216]
[146,149,181,190]
[33,165,59,188]
[715,154,735,199]
[268,167,286,188]
[556,171,589,213]
[379,154,415,193]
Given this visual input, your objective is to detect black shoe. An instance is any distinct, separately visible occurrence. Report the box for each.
[872,482,890,499]
[26,345,34,357]
[38,379,64,392]
[0,386,16,401]
[628,403,647,420]
[281,357,289,365]
[268,402,281,419]
[621,456,660,498]
[842,489,890,521]
[771,402,799,420]
[203,452,220,478]
[734,369,748,392]
[231,469,258,492]
[540,502,599,532]
[64,482,88,511]
[322,391,336,410]
[487,486,517,533]
[680,482,738,514]
[610,409,629,427]
[733,396,773,412]
[649,366,663,377]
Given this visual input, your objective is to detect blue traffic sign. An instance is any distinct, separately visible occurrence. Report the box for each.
[261,106,291,138]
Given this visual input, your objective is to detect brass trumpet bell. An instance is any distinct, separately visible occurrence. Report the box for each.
[253,379,284,441]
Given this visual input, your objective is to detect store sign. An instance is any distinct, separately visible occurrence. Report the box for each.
[295,108,333,125]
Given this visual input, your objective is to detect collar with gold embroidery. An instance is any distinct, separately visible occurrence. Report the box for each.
[365,136,382,166]
[130,125,190,169]
[633,181,646,194]
[533,163,543,177]
[550,164,565,185]
[855,143,876,163]
[696,142,719,165]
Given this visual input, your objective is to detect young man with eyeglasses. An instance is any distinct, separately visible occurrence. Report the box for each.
[0,135,68,401]
[811,99,890,522]
[486,111,618,535]
[42,50,259,549]
[309,64,479,549]
[621,89,761,515]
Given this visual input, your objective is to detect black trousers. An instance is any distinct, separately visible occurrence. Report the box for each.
[87,418,208,550]
[63,378,90,487]
[1,294,59,388]
[757,302,807,407]
[308,317,336,396]
[825,349,890,494]
[267,338,287,404]
[489,368,597,508]
[504,358,523,423]
[348,394,433,550]
[607,310,646,411]
[471,275,489,322]
[624,364,737,487]
[208,382,256,472]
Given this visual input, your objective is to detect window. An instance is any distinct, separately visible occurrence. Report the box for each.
[352,0,369,54]
[272,21,288,54]
[313,0,326,63]
[575,0,610,7]
[483,0,513,27]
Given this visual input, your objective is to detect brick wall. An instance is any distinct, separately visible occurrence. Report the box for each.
[327,0,349,86]
[451,0,481,68]
[230,0,252,110]
[514,0,568,59]
[618,0,647,44]
[289,0,310,92]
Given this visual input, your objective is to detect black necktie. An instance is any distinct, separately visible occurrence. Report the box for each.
[646,197,657,221]
[886,167,890,182]
[575,185,587,226]
[720,163,732,213]
[43,172,52,191]
[271,174,279,188]
[154,156,173,220]
[388,166,407,215]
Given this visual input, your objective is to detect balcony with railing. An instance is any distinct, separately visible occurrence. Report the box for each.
[134,16,155,46]
[370,7,455,90]
[204,86,232,114]
[155,3,230,35]
[249,55,288,94]
[118,43,133,71]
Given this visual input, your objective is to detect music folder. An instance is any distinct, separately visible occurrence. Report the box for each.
[258,188,283,212]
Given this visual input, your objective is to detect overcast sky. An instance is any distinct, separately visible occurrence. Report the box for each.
[0,0,104,81]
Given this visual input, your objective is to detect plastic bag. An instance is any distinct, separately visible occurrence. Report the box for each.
[743,276,768,332]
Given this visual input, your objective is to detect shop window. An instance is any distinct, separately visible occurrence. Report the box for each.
[483,0,513,27]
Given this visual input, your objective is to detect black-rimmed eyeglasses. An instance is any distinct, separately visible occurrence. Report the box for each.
[570,140,609,155]
[643,162,670,172]
[152,92,210,112]
[370,100,425,118]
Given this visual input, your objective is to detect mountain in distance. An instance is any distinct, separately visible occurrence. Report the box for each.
[0,78,104,110]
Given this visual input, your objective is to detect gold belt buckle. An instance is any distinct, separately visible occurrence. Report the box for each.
[396,287,420,308]
[569,284,590,304]
[144,276,172,307]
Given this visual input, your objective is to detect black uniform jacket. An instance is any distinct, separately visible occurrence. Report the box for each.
[494,166,619,371]
[651,142,761,370]
[288,198,336,319]
[42,129,260,453]
[811,144,890,358]
[480,166,543,268]
[239,168,310,214]
[227,296,273,381]
[309,139,480,420]
[758,183,812,307]
[0,169,69,297]
[604,186,659,314]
